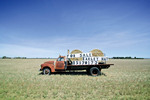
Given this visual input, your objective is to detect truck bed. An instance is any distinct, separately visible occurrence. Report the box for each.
[66,64,114,70]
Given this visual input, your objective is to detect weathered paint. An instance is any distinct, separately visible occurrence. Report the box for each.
[41,61,55,72]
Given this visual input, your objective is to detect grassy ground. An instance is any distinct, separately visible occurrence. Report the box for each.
[0,59,150,100]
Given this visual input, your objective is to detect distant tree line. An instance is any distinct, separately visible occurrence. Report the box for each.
[1,56,56,59]
[1,56,27,59]
[27,57,56,59]
[1,56,144,59]
[14,57,27,59]
[2,56,11,59]
[112,57,144,59]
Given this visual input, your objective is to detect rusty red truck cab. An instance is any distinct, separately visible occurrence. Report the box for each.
[40,56,66,74]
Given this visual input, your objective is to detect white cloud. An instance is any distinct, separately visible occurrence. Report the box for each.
[0,31,150,58]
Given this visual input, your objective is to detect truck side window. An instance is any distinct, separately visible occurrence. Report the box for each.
[61,58,64,61]
[57,58,61,61]
[57,58,64,61]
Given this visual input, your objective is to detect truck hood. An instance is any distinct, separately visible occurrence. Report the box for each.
[44,61,54,64]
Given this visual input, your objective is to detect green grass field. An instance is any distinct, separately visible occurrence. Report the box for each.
[0,59,150,100]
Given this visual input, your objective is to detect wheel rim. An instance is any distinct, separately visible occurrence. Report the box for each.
[92,69,98,75]
[45,69,50,74]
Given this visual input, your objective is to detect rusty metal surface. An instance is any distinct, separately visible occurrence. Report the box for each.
[41,61,55,72]
[56,61,65,70]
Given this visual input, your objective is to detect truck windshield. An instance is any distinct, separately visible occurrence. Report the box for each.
[57,57,64,61]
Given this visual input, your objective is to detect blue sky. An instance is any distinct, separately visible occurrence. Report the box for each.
[0,0,150,58]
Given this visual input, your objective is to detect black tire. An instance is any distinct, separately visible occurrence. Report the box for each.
[90,67,101,76]
[43,68,51,75]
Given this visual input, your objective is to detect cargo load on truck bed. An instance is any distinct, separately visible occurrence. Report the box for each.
[67,49,108,65]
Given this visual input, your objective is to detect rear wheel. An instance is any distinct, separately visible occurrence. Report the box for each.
[43,68,51,75]
[90,67,101,76]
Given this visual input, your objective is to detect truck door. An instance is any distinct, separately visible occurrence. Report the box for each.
[56,57,65,70]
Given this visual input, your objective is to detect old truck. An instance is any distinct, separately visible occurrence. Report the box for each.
[39,55,114,76]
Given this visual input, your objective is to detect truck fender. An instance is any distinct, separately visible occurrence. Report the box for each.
[49,64,55,72]
[42,64,55,72]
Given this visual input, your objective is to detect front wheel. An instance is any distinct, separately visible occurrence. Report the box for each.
[90,67,101,76]
[43,68,51,75]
